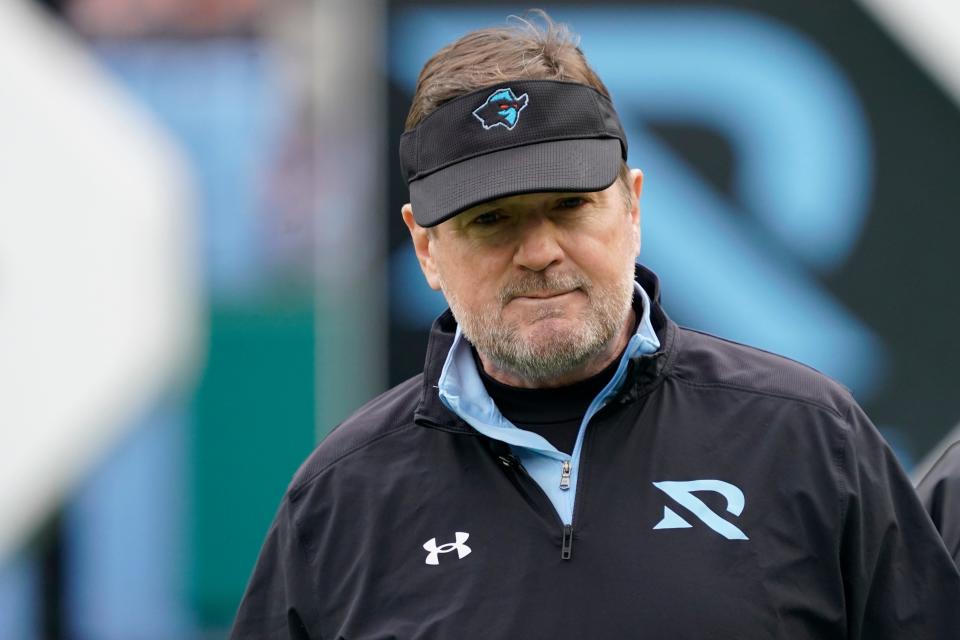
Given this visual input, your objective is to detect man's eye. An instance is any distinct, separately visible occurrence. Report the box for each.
[557,197,586,209]
[471,211,505,226]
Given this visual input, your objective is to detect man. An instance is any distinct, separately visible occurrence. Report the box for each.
[232,14,960,639]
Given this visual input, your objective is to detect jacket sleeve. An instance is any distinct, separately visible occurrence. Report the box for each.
[916,441,960,568]
[838,403,960,638]
[230,496,320,640]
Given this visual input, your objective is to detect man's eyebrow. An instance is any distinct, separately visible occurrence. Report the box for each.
[461,201,506,217]
[477,192,590,208]
[473,198,508,209]
[460,191,598,220]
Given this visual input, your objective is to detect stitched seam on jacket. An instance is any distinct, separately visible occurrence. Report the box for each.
[289,422,419,499]
[671,377,846,420]
[678,327,841,382]
[834,408,852,554]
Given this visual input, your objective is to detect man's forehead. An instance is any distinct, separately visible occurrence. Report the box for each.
[454,187,608,217]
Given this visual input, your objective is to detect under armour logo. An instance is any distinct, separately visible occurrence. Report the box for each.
[652,480,749,540]
[423,532,472,565]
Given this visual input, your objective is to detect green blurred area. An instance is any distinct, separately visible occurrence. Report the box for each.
[189,297,316,626]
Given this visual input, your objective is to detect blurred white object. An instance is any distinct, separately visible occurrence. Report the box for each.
[0,0,200,560]
[858,0,960,107]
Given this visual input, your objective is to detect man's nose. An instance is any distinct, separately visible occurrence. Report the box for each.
[512,215,564,271]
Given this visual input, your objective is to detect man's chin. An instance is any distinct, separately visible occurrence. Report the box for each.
[514,317,584,344]
[518,325,601,360]
[492,339,600,383]
[505,294,586,321]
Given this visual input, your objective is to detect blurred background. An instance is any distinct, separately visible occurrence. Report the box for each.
[1,0,958,637]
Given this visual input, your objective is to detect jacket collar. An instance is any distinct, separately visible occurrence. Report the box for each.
[414,264,678,432]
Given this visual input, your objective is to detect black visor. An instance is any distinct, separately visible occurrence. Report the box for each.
[400,80,628,227]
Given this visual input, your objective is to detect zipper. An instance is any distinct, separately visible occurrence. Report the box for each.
[568,416,597,543]
[561,525,573,560]
[499,453,575,561]
[476,399,614,563]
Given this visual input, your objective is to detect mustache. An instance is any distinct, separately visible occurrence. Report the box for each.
[498,272,590,305]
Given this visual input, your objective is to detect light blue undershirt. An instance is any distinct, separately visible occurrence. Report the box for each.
[437,283,661,525]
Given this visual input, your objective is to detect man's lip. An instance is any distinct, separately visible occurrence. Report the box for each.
[512,289,578,300]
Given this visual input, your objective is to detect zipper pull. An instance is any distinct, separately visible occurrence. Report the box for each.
[559,460,571,490]
[498,454,529,477]
[561,525,573,560]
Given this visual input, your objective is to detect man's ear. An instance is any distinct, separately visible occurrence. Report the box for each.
[401,203,442,291]
[628,168,644,256]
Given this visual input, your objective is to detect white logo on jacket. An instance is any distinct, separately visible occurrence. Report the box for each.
[653,479,749,540]
[423,532,472,565]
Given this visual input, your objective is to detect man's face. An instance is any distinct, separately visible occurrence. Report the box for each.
[404,170,643,386]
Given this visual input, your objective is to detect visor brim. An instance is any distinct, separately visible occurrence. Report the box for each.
[409,138,622,227]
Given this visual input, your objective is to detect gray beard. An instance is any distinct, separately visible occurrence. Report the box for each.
[442,266,636,384]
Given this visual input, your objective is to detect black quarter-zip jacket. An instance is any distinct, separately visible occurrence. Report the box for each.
[232,268,960,639]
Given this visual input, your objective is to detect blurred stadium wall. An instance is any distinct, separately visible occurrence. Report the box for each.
[1,0,959,638]
[1,0,384,637]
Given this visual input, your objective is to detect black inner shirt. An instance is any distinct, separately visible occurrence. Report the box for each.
[473,348,623,455]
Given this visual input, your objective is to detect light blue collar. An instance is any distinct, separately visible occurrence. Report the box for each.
[437,282,661,459]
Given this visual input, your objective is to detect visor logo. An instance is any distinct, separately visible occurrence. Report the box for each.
[423,531,472,565]
[652,480,749,540]
[473,88,529,130]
